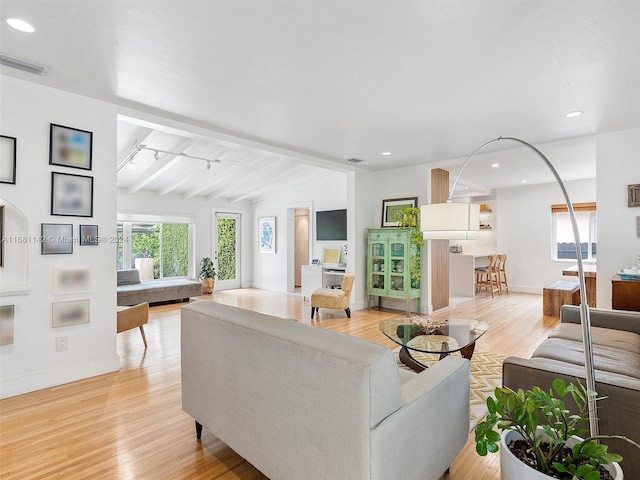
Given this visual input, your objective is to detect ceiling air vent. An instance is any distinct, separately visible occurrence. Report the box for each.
[347,158,363,164]
[0,54,47,75]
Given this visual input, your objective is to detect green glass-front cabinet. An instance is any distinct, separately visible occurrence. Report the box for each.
[367,228,420,316]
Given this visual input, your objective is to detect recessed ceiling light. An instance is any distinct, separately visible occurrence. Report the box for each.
[491,163,499,168]
[381,151,392,156]
[6,18,36,33]
[565,110,583,118]
[521,180,528,183]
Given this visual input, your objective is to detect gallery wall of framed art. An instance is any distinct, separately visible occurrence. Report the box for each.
[0,75,119,400]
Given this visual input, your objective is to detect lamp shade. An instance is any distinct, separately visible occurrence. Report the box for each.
[420,202,480,240]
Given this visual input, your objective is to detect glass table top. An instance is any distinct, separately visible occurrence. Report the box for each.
[379,317,489,355]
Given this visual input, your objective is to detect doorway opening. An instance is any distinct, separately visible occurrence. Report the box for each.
[287,203,312,294]
[213,212,241,290]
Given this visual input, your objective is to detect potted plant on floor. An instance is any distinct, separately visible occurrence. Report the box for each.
[475,378,639,479]
[199,257,217,294]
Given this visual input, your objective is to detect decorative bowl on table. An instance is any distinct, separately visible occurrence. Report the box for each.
[409,316,448,334]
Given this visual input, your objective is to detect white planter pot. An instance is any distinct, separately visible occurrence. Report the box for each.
[500,428,623,480]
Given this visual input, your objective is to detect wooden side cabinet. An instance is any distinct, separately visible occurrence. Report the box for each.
[611,275,640,312]
[367,228,420,316]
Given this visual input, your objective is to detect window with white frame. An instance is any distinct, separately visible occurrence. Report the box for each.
[551,202,596,261]
[117,214,195,279]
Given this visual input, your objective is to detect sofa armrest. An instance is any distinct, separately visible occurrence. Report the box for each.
[560,304,640,334]
[117,269,141,286]
[370,356,470,480]
[503,355,640,480]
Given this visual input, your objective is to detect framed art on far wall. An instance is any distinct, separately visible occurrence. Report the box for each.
[258,216,276,253]
[0,135,17,184]
[49,123,93,170]
[381,197,418,227]
[51,172,94,217]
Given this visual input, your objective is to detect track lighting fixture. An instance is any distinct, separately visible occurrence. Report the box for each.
[117,143,221,173]
[138,144,221,165]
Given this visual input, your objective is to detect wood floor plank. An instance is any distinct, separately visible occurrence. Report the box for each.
[0,289,556,480]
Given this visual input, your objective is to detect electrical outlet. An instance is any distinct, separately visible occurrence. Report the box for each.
[56,336,68,351]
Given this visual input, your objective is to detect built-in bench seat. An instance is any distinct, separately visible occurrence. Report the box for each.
[117,269,202,306]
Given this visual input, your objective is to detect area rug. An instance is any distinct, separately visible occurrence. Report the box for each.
[393,349,505,432]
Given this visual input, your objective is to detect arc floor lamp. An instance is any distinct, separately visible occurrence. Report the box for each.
[419,136,598,437]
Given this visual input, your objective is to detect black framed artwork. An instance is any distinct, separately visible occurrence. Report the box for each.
[49,123,93,170]
[41,223,73,255]
[51,172,94,217]
[0,135,17,184]
[381,197,418,227]
[79,225,98,246]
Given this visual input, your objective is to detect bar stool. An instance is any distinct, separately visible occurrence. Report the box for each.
[475,255,500,297]
[496,254,509,294]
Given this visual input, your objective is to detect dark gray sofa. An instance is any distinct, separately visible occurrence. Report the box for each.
[117,269,203,306]
[503,305,640,479]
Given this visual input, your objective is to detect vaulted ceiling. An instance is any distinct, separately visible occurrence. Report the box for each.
[115,116,336,204]
[2,1,638,202]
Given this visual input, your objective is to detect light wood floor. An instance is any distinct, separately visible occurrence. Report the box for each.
[0,290,559,480]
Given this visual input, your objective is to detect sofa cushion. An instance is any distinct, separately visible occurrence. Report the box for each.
[549,323,640,355]
[117,269,141,286]
[532,337,640,380]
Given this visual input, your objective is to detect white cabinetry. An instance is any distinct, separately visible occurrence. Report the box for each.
[301,265,346,300]
[449,254,490,297]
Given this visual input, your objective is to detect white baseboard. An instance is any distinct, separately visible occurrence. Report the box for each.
[509,285,543,295]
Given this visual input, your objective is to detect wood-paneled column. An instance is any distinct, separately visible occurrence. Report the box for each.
[430,168,450,311]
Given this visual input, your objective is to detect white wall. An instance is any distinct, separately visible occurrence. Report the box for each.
[252,171,348,292]
[0,76,119,398]
[117,190,251,286]
[372,163,431,312]
[595,128,640,308]
[454,198,498,255]
[496,178,596,293]
[348,169,376,310]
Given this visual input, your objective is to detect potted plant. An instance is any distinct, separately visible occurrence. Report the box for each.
[475,378,639,479]
[393,206,424,288]
[199,257,217,294]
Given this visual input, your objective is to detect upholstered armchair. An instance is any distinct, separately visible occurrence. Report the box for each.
[310,273,355,319]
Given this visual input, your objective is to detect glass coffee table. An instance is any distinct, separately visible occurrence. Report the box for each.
[379,317,489,372]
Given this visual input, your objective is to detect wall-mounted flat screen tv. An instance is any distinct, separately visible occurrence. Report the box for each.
[316,209,347,241]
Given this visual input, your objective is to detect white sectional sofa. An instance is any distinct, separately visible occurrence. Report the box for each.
[181,301,470,480]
